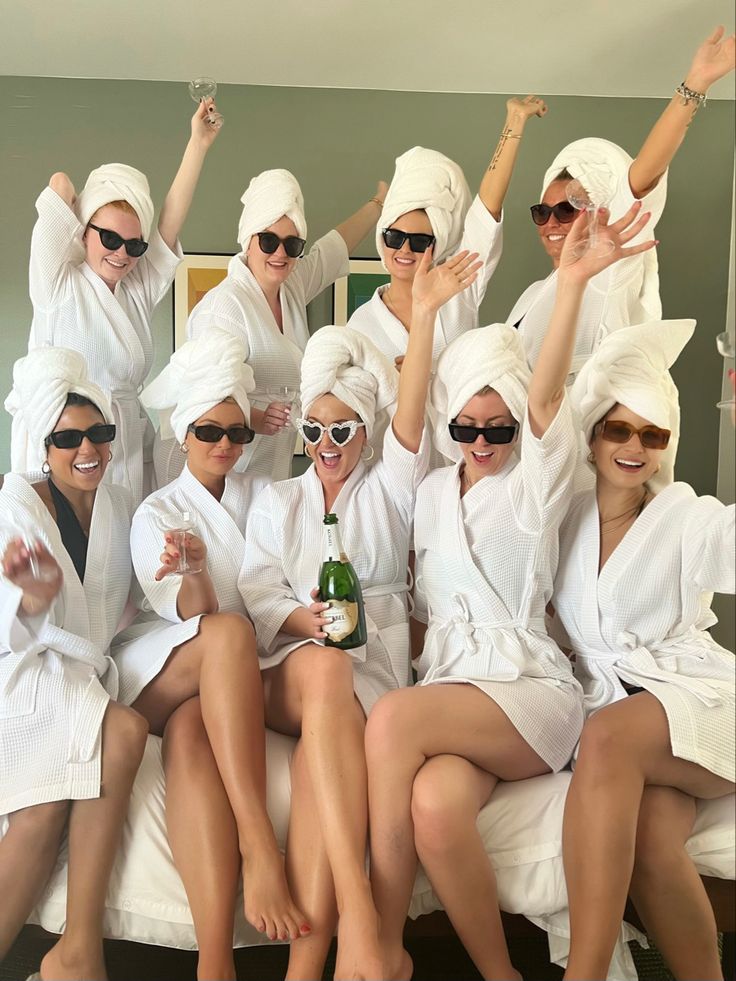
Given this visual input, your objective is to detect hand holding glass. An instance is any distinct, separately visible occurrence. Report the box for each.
[2,513,58,582]
[566,171,616,258]
[188,77,224,129]
[156,511,202,576]
[716,331,735,411]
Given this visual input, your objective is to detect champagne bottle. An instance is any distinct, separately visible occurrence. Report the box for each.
[318,513,367,650]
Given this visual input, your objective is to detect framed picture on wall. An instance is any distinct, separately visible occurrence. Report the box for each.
[332,258,389,326]
[173,253,233,349]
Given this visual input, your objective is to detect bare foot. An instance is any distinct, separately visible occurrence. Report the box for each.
[242,844,310,941]
[334,903,384,980]
[40,938,107,980]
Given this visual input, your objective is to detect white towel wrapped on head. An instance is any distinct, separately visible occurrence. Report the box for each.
[300,327,398,440]
[237,169,307,255]
[432,324,531,463]
[570,319,695,492]
[377,147,471,268]
[4,347,114,464]
[140,328,255,444]
[76,163,154,239]
[541,137,632,208]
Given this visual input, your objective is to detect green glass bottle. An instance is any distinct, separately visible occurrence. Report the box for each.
[318,513,367,650]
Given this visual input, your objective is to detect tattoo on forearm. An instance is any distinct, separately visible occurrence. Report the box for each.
[487,126,521,173]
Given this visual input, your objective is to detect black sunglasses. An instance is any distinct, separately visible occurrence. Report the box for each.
[529,202,579,227]
[87,223,148,257]
[186,423,255,445]
[257,232,306,258]
[45,423,117,449]
[448,421,519,445]
[381,228,436,253]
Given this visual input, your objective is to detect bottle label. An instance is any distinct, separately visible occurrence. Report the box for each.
[324,599,359,642]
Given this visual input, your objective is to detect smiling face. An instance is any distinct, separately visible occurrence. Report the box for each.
[46,402,111,494]
[305,394,366,490]
[83,203,143,289]
[455,389,518,485]
[183,399,246,483]
[590,403,665,490]
[536,180,573,268]
[245,215,300,291]
[383,209,434,283]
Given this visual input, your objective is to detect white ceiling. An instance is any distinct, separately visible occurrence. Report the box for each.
[1,0,735,100]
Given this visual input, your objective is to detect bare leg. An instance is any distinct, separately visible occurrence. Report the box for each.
[162,697,239,981]
[263,644,380,980]
[283,740,338,981]
[365,684,549,980]
[0,801,69,959]
[412,755,520,981]
[563,693,734,981]
[40,702,148,981]
[133,612,305,941]
[630,786,723,980]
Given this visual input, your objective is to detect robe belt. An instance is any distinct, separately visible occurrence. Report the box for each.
[426,593,546,681]
[30,622,109,677]
[580,628,728,708]
[111,386,144,402]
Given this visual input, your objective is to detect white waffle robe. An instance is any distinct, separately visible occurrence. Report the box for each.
[152,232,349,486]
[0,474,131,814]
[20,187,182,504]
[414,399,584,772]
[240,424,429,714]
[554,484,736,782]
[113,465,269,706]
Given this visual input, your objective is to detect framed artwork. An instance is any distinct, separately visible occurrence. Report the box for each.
[173,253,233,349]
[332,258,389,326]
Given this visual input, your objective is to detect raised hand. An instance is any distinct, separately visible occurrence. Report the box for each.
[2,538,63,614]
[191,98,222,147]
[506,94,548,126]
[49,172,77,207]
[374,180,389,206]
[557,202,657,284]
[155,531,208,580]
[411,248,482,314]
[685,26,736,92]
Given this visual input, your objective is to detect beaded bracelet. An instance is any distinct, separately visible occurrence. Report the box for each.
[675,80,707,110]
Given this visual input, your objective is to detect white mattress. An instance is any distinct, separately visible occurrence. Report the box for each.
[6,733,734,978]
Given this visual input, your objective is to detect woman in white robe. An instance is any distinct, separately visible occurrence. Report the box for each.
[348,97,546,376]
[240,248,481,980]
[364,205,656,981]
[152,170,388,485]
[552,321,735,980]
[112,329,304,980]
[0,348,148,979]
[509,27,735,382]
[19,99,221,504]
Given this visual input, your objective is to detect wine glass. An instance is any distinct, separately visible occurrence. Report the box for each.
[266,385,300,428]
[2,512,57,583]
[154,508,201,575]
[188,77,224,129]
[716,331,735,411]
[566,169,617,258]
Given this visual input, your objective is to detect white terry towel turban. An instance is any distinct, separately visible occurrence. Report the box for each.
[5,347,114,465]
[570,319,695,492]
[140,328,255,444]
[237,169,307,255]
[300,327,398,441]
[432,324,531,464]
[377,146,472,268]
[76,163,155,240]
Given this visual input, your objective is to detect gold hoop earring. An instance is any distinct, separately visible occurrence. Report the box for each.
[361,443,375,462]
[108,450,113,462]
[41,460,51,475]
[587,450,596,464]
[180,443,189,454]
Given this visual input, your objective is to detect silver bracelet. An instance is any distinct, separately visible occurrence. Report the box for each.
[675,80,707,109]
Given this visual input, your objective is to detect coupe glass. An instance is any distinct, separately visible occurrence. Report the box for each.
[566,170,616,258]
[1,512,57,583]
[188,77,224,129]
[716,331,735,410]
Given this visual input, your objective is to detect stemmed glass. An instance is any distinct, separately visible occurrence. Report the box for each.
[716,331,735,411]
[266,385,300,428]
[188,77,224,129]
[566,170,617,258]
[154,509,201,575]
[2,512,57,583]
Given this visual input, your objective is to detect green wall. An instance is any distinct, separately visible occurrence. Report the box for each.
[1,76,734,496]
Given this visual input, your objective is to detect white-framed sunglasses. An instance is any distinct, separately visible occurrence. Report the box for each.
[296,418,366,447]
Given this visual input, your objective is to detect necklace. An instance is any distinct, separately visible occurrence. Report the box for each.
[600,491,648,533]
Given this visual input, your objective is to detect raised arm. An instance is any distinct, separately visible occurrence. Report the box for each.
[334,181,388,252]
[48,172,76,208]
[629,26,736,198]
[527,203,657,437]
[478,95,548,220]
[392,248,482,452]
[157,99,221,250]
